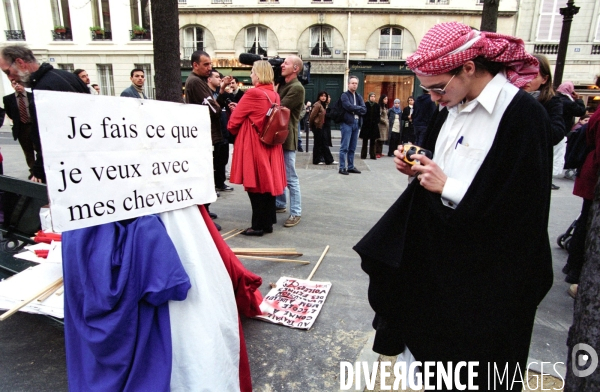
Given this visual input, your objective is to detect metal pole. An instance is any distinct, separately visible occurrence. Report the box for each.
[553,0,580,89]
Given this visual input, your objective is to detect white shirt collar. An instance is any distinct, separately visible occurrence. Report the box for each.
[449,72,510,115]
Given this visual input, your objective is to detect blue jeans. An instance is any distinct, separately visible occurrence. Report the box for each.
[339,120,359,170]
[276,150,301,216]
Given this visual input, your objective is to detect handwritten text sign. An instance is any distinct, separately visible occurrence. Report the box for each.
[35,91,215,231]
[255,277,332,330]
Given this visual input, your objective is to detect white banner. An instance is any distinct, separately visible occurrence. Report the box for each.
[255,276,332,330]
[35,91,215,232]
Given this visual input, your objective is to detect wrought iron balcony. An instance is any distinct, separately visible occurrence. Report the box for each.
[534,44,559,55]
[212,0,232,3]
[130,30,151,40]
[180,46,204,60]
[91,31,112,41]
[592,45,600,55]
[379,48,402,59]
[52,30,72,41]
[5,30,25,41]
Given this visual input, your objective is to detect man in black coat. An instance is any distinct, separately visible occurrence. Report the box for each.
[3,80,34,169]
[0,45,89,183]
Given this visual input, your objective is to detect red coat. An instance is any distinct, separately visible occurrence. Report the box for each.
[228,84,286,195]
[573,109,600,201]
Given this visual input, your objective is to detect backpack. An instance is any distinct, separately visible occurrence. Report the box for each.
[254,91,290,146]
[329,96,346,124]
[564,124,590,170]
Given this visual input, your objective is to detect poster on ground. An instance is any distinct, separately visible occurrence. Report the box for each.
[35,91,214,232]
[255,276,332,330]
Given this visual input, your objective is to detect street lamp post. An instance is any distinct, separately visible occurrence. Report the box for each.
[553,0,580,89]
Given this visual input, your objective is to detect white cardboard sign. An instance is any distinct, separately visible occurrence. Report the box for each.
[255,276,332,330]
[35,91,215,232]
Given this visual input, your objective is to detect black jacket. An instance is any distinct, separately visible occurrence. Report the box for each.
[558,94,586,131]
[29,63,90,181]
[3,92,28,140]
[411,94,437,127]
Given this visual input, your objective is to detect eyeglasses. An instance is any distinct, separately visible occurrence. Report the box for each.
[1,61,14,77]
[420,74,456,96]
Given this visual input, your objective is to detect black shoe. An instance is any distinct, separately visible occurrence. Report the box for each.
[214,222,222,231]
[264,226,273,234]
[562,263,571,275]
[241,228,263,236]
[565,269,580,284]
[339,169,349,175]
[209,212,218,219]
[216,184,234,192]
[551,183,560,190]
[347,168,361,174]
[298,147,304,152]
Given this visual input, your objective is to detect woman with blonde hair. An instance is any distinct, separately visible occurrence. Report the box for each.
[228,61,286,236]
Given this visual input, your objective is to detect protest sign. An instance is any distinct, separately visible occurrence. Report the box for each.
[256,276,332,330]
[35,91,214,232]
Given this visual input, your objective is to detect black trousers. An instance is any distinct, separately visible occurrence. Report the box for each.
[312,128,334,164]
[388,131,402,156]
[566,198,593,282]
[17,124,35,169]
[213,142,229,189]
[247,192,276,230]
[361,137,377,159]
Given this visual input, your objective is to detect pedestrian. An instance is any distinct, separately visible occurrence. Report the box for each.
[354,22,552,390]
[275,55,305,228]
[0,45,89,183]
[360,92,380,160]
[412,92,437,146]
[555,81,586,185]
[338,76,367,175]
[4,80,34,169]
[121,68,148,99]
[387,99,402,157]
[376,95,389,158]
[523,54,565,190]
[400,96,414,143]
[309,91,336,165]
[227,60,286,236]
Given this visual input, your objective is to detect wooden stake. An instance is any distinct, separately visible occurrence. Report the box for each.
[54,287,64,296]
[0,277,63,321]
[234,251,302,257]
[237,255,310,264]
[221,228,238,237]
[223,229,244,241]
[231,248,297,253]
[37,283,63,302]
[306,245,329,281]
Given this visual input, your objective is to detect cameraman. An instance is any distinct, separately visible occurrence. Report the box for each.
[275,55,305,228]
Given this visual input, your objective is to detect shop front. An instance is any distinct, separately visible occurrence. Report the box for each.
[350,61,418,109]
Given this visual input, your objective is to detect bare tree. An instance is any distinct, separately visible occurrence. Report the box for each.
[151,0,183,103]
[480,0,499,33]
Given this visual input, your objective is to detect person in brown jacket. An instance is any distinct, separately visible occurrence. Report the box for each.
[309,91,336,165]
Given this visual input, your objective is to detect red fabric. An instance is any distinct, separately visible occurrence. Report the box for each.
[573,109,600,201]
[198,205,263,392]
[228,84,287,195]
[406,22,538,88]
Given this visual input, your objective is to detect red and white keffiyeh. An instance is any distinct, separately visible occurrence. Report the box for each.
[407,22,539,88]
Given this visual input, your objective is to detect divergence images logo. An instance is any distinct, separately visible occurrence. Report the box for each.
[572,343,599,378]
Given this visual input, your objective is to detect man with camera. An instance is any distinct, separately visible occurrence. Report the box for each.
[355,22,553,390]
[275,55,305,228]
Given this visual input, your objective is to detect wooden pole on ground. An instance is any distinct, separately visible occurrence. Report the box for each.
[306,245,329,281]
[0,277,63,321]
[223,229,244,241]
[237,255,310,264]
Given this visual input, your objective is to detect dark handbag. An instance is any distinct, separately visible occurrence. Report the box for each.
[254,91,290,146]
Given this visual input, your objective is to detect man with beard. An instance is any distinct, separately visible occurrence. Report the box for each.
[0,45,89,183]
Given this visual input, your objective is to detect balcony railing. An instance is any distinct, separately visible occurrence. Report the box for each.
[534,44,559,55]
[212,0,232,3]
[130,30,151,40]
[51,30,72,41]
[180,46,204,60]
[91,31,112,41]
[592,45,600,55]
[379,48,402,59]
[426,0,449,4]
[5,30,25,41]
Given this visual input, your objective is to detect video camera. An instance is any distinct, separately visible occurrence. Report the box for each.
[238,53,311,86]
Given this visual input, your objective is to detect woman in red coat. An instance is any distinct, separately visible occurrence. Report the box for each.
[228,61,287,236]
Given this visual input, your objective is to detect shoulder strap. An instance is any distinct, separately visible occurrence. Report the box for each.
[261,90,275,105]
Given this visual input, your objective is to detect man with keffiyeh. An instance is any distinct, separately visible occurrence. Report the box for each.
[355,22,553,390]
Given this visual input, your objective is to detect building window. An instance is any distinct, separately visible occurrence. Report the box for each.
[181,26,203,60]
[57,63,74,72]
[211,0,232,3]
[379,27,402,59]
[134,63,154,99]
[476,0,483,4]
[130,0,151,40]
[310,26,332,57]
[91,0,111,40]
[97,64,114,96]
[258,0,278,3]
[50,0,72,41]
[426,0,449,4]
[246,26,267,56]
[368,0,390,3]
[595,16,600,41]
[536,0,562,41]
[4,0,25,40]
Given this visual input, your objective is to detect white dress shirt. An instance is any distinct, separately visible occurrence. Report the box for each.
[433,73,518,209]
